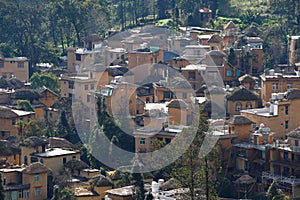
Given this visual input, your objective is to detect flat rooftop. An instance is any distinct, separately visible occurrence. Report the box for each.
[240,107,275,117]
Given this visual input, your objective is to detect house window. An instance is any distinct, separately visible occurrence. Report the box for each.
[285,121,289,130]
[292,153,295,160]
[236,103,242,111]
[182,92,187,99]
[84,84,88,90]
[226,70,233,77]
[12,119,16,125]
[87,95,90,103]
[283,152,288,161]
[296,140,299,147]
[246,102,252,109]
[140,138,145,145]
[34,174,40,182]
[287,83,292,89]
[40,158,44,163]
[24,156,28,165]
[31,157,38,163]
[19,190,30,198]
[69,81,74,89]
[91,84,94,90]
[165,138,171,144]
[163,91,172,99]
[76,54,81,61]
[72,156,76,160]
[0,61,3,68]
[18,62,24,68]
[150,138,154,144]
[236,69,241,77]
[1,131,5,137]
[285,105,289,115]
[188,72,196,80]
[35,188,41,196]
[63,157,67,164]
[272,83,278,90]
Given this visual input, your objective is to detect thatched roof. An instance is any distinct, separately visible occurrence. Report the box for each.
[207,33,223,43]
[64,159,89,170]
[0,78,23,89]
[235,175,255,184]
[83,34,102,42]
[287,127,300,139]
[167,99,188,109]
[36,86,59,97]
[286,89,300,100]
[10,89,40,100]
[92,175,113,187]
[21,136,48,147]
[160,178,177,191]
[227,88,259,101]
[48,137,75,149]
[226,115,253,125]
[7,78,23,89]
[224,21,237,30]
[23,162,50,174]
[0,140,20,156]
[0,106,34,118]
[244,24,260,37]
[238,74,256,84]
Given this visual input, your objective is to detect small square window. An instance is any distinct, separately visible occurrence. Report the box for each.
[84,85,88,90]
[272,83,278,90]
[140,138,145,145]
[18,62,24,68]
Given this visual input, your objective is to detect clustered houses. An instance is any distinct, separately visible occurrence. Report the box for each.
[2,21,300,199]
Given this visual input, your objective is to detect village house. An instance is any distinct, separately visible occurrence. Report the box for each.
[20,136,80,175]
[260,69,300,105]
[0,162,51,200]
[0,106,35,139]
[241,89,300,139]
[226,87,260,116]
[0,54,29,82]
[0,140,20,166]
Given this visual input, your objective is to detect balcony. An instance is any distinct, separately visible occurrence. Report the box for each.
[5,183,30,191]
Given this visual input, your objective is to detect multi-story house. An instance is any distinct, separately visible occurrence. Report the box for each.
[261,69,300,105]
[226,87,261,116]
[241,89,300,139]
[20,136,80,175]
[0,162,51,200]
[0,55,29,82]
[0,106,35,139]
[0,140,20,166]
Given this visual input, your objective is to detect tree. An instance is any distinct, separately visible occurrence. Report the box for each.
[0,173,5,200]
[30,72,60,95]
[266,180,281,200]
[24,120,43,137]
[56,110,72,137]
[17,100,34,112]
[171,113,220,200]
[131,161,146,200]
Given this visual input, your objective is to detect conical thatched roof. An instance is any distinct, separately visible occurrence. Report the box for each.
[64,159,89,170]
[0,140,20,156]
[92,175,113,187]
[235,174,255,184]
